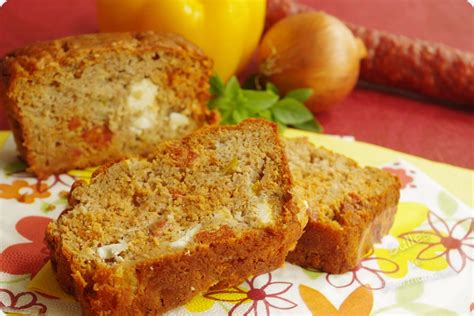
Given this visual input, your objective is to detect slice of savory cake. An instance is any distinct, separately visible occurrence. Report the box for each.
[285,138,400,274]
[46,119,306,315]
[0,31,217,178]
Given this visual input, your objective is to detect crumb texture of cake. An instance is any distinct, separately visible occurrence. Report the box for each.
[46,119,305,315]
[285,138,400,274]
[0,31,217,178]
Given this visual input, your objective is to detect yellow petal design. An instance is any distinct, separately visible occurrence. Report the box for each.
[375,246,421,278]
[28,261,74,301]
[389,202,430,237]
[185,294,216,313]
[375,202,448,277]
[184,287,248,313]
[67,167,96,183]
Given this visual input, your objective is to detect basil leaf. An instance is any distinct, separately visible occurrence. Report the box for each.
[258,110,273,121]
[292,119,323,133]
[208,96,231,110]
[241,90,279,112]
[232,107,248,124]
[272,98,313,124]
[286,88,313,103]
[266,82,279,95]
[207,75,323,133]
[219,109,234,124]
[225,77,241,99]
[209,75,225,96]
[207,98,219,109]
[276,121,287,134]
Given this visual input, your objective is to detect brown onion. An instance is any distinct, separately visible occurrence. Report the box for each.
[257,12,367,112]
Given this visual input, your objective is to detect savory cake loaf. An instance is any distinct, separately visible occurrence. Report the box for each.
[285,138,400,273]
[46,119,306,315]
[0,31,217,179]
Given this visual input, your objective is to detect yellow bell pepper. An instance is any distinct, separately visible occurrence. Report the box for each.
[97,0,266,81]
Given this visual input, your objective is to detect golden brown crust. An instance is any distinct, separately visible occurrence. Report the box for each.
[0,86,28,161]
[0,31,216,179]
[285,138,400,273]
[0,60,29,165]
[1,32,207,78]
[287,187,399,273]
[46,119,305,315]
[48,221,303,315]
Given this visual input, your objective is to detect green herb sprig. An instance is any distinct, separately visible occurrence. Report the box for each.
[208,75,322,133]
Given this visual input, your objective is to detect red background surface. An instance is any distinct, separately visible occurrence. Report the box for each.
[0,0,473,168]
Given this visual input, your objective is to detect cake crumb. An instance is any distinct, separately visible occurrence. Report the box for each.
[45,119,304,315]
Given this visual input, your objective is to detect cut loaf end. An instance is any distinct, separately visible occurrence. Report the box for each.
[46,119,306,315]
[285,138,400,274]
[0,31,217,178]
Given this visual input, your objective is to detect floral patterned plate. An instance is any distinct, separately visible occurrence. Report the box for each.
[0,132,472,315]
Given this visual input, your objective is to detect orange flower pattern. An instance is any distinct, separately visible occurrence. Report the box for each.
[0,180,50,203]
[383,164,416,189]
[300,284,373,315]
[0,135,472,314]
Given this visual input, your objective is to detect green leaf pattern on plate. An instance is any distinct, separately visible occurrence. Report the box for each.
[395,281,424,304]
[437,191,458,216]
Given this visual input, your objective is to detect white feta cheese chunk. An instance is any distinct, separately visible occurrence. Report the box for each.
[97,241,127,261]
[127,79,158,110]
[303,200,309,209]
[256,202,272,224]
[132,114,155,132]
[169,224,201,248]
[169,112,190,131]
[127,79,158,134]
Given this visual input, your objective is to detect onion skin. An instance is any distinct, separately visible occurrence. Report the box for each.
[257,12,367,113]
